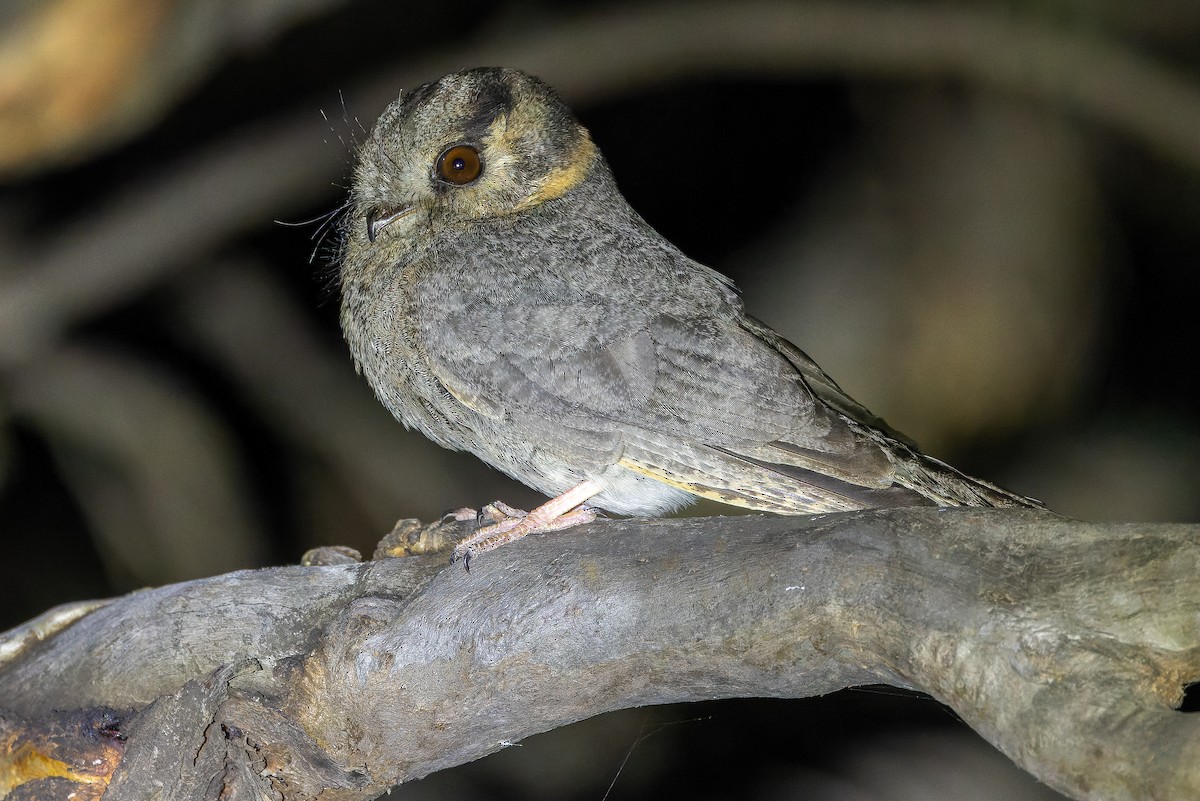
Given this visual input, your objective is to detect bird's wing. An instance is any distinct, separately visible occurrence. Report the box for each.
[607,315,1037,511]
[423,283,930,513]
[600,312,932,512]
[738,315,919,447]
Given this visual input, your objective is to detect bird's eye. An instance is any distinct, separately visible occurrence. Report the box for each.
[436,144,483,185]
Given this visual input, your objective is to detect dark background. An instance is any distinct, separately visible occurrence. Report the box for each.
[2,1,1198,798]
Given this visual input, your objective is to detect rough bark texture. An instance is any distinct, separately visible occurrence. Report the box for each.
[1,508,1197,800]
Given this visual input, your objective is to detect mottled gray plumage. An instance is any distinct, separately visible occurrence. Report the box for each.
[339,67,1039,530]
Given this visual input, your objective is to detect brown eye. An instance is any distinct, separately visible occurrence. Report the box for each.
[436,144,483,185]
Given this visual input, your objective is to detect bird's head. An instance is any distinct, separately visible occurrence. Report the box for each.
[349,67,598,248]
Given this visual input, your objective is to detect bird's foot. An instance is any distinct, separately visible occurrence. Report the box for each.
[450,480,603,570]
[442,507,482,523]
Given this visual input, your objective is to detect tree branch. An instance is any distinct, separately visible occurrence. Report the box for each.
[1,509,1197,800]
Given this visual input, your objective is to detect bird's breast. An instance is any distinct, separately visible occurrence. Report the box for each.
[340,255,469,447]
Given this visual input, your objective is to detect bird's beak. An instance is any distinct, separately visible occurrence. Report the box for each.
[366,204,416,242]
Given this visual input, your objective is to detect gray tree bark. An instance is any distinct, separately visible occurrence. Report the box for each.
[0,508,1196,800]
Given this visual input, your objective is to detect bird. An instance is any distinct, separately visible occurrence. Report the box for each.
[337,67,1040,567]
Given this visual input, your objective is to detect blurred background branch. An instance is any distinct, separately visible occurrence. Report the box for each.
[2,1,1198,799]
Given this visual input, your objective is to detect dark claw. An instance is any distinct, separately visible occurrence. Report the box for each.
[448,548,472,572]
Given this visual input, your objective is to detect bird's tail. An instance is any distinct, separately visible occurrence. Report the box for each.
[892,445,1043,509]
